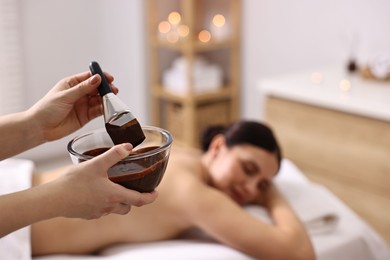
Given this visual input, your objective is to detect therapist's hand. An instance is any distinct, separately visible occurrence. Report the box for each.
[49,143,158,219]
[27,71,118,142]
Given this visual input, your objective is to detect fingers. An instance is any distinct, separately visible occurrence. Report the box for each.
[104,190,158,216]
[123,189,159,207]
[62,74,102,103]
[65,71,114,88]
[65,71,91,87]
[62,71,116,103]
[115,203,132,215]
[138,190,159,206]
[95,203,131,218]
[87,98,104,120]
[90,143,133,171]
[82,144,158,218]
[105,190,158,216]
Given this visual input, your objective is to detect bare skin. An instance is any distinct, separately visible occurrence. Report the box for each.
[0,71,157,238]
[31,137,316,260]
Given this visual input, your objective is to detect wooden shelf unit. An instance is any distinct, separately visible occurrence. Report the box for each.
[146,0,241,147]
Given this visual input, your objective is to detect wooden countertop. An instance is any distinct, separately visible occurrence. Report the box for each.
[258,67,390,122]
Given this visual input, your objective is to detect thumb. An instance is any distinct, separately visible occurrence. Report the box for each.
[89,143,133,172]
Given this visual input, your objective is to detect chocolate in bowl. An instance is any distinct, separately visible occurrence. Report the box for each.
[67,126,173,192]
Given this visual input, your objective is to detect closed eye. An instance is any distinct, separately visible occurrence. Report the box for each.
[241,160,259,176]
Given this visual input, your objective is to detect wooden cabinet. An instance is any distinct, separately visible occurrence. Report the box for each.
[259,68,390,244]
[264,96,390,245]
[146,0,240,147]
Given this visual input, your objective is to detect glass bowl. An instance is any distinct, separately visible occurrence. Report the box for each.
[67,126,173,192]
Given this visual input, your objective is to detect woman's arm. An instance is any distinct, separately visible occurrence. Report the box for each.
[176,180,315,260]
[0,111,44,160]
[0,144,158,238]
[0,177,66,238]
[0,71,115,160]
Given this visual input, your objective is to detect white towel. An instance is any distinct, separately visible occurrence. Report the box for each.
[246,182,340,235]
[277,181,340,235]
[162,56,223,94]
[0,158,35,260]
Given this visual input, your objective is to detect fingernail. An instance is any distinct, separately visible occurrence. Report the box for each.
[90,74,99,84]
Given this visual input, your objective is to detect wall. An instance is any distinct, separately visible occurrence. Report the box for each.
[16,0,390,161]
[17,0,148,161]
[242,0,390,119]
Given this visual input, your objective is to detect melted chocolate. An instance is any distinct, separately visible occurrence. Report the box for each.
[81,146,168,192]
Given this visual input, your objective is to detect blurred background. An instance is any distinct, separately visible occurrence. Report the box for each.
[1,0,388,161]
[1,0,389,244]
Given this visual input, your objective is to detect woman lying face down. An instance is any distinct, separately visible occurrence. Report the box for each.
[31,120,315,260]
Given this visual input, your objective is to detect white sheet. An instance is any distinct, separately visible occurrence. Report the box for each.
[0,159,34,260]
[5,158,386,260]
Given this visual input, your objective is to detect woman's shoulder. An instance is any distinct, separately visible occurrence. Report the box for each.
[163,145,205,187]
[171,145,202,157]
[169,145,202,169]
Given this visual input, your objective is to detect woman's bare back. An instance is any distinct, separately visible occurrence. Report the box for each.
[31,146,205,255]
[31,144,315,259]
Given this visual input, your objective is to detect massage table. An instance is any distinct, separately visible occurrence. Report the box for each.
[2,158,389,260]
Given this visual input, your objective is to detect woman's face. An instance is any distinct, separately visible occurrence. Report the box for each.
[207,138,279,205]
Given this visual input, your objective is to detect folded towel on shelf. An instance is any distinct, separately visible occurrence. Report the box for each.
[246,181,340,235]
[162,55,223,94]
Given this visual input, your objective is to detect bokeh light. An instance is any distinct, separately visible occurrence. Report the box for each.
[310,72,323,85]
[339,79,351,91]
[177,24,189,38]
[198,30,211,43]
[168,11,181,25]
[212,14,226,27]
[158,21,171,34]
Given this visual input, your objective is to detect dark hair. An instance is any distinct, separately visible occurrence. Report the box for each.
[201,120,282,168]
